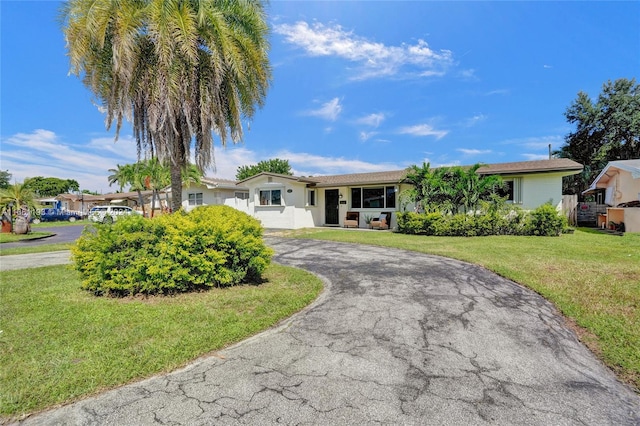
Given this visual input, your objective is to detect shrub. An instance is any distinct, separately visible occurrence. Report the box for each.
[526,203,568,236]
[72,206,273,296]
[397,204,566,237]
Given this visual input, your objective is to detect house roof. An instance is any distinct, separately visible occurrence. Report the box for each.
[204,159,584,190]
[236,172,318,185]
[310,169,409,187]
[200,177,247,190]
[582,159,640,194]
[476,158,583,175]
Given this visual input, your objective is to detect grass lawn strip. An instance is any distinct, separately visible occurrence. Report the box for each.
[0,243,74,256]
[0,232,54,244]
[0,264,323,419]
[288,228,640,391]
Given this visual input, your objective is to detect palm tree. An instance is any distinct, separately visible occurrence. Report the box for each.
[62,0,272,213]
[108,163,147,217]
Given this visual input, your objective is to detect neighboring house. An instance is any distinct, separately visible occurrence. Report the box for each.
[55,190,165,216]
[188,159,583,230]
[181,177,250,214]
[582,159,640,233]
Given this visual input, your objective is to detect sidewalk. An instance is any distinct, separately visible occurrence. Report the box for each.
[0,251,72,272]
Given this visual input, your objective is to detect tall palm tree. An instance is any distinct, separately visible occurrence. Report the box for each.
[62,0,272,212]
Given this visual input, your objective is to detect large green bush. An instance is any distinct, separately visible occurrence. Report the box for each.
[527,203,568,236]
[397,203,565,237]
[72,206,272,296]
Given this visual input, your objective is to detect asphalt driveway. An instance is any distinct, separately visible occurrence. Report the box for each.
[16,237,640,425]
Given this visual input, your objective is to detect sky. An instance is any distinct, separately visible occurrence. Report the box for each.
[1,1,639,193]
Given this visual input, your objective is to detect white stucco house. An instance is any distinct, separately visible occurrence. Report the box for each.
[181,177,250,215]
[182,159,583,230]
[582,159,640,233]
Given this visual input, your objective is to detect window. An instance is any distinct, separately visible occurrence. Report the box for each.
[351,188,362,208]
[188,193,203,206]
[307,189,316,206]
[351,186,396,209]
[499,178,522,204]
[259,189,281,206]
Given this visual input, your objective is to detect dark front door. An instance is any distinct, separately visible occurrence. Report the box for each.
[325,189,339,225]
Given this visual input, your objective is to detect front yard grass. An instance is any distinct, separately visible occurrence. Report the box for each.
[0,232,54,244]
[0,264,323,419]
[288,228,640,391]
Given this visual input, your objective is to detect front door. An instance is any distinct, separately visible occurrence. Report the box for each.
[325,189,339,225]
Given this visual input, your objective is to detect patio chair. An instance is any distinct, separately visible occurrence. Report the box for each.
[344,211,359,228]
[370,212,391,230]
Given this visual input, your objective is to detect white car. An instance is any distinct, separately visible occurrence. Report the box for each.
[88,206,141,224]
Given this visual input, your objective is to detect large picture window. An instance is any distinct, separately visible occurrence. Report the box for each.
[188,193,203,206]
[259,189,281,206]
[351,186,396,209]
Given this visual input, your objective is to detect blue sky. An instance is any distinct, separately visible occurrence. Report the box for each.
[1,1,638,193]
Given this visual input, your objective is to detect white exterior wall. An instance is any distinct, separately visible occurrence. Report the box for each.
[182,185,244,213]
[245,176,316,229]
[520,173,564,210]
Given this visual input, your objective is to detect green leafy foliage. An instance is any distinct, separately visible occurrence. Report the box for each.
[397,203,564,237]
[23,176,79,197]
[236,158,293,181]
[400,162,504,214]
[72,206,272,296]
[527,203,568,236]
[557,78,640,195]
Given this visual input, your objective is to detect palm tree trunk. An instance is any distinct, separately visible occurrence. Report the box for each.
[170,163,182,213]
[137,190,146,218]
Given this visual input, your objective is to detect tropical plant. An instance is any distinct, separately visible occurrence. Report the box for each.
[401,163,504,214]
[108,163,147,217]
[0,182,40,219]
[62,0,272,213]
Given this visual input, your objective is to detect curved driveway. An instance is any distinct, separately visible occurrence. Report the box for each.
[19,237,640,425]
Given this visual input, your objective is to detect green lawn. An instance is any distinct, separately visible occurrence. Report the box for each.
[31,220,91,228]
[0,264,323,419]
[287,228,640,391]
[0,232,53,244]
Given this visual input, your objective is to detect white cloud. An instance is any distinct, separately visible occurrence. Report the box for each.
[522,153,550,161]
[457,148,492,155]
[305,97,343,121]
[274,21,453,80]
[501,135,563,150]
[1,129,139,193]
[463,114,487,127]
[398,124,448,139]
[275,150,401,175]
[484,89,509,96]
[359,131,378,141]
[356,112,385,128]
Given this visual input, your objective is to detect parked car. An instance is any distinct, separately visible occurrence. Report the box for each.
[35,208,83,223]
[88,205,141,224]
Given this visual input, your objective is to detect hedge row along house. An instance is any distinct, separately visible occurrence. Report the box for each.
[181,159,584,230]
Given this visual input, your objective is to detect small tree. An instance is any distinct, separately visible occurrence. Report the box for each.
[236,158,293,181]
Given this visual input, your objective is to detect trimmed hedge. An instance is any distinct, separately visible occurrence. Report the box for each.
[397,204,567,237]
[72,206,272,296]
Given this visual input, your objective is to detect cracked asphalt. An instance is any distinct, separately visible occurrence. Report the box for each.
[16,237,640,425]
